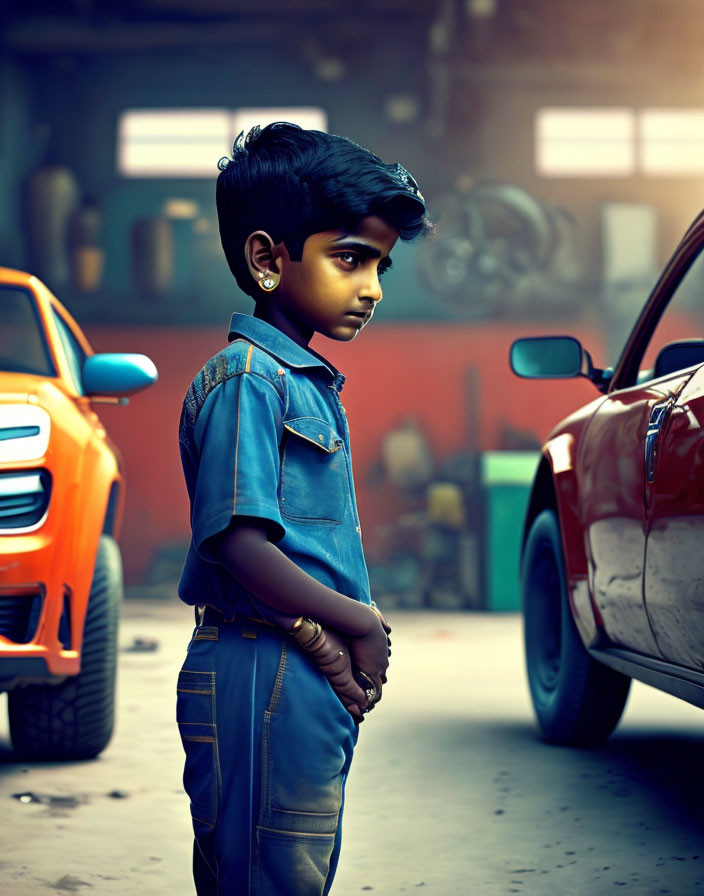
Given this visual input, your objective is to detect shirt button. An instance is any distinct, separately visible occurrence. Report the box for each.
[356,525,361,534]
[318,434,324,442]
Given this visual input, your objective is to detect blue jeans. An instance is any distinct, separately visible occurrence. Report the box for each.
[176,615,359,895]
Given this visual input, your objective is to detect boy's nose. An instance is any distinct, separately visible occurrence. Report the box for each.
[361,274,383,305]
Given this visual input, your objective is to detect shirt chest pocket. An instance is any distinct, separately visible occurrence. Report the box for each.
[280,417,348,524]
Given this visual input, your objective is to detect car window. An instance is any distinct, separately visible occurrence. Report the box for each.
[0,286,57,376]
[50,307,87,394]
[635,246,704,383]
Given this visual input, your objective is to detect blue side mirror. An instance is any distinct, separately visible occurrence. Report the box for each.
[510,336,584,379]
[83,353,158,396]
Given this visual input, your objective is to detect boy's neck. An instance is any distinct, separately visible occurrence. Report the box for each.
[253,302,313,350]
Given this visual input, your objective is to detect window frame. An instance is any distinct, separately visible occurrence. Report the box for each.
[50,305,87,395]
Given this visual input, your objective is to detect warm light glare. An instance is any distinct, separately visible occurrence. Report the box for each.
[163,198,201,219]
[536,108,635,176]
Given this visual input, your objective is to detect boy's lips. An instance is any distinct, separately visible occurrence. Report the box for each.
[343,310,371,323]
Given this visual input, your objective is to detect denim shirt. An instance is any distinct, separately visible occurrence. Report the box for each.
[178,313,371,617]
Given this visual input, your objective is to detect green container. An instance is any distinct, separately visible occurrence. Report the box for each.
[480,452,540,612]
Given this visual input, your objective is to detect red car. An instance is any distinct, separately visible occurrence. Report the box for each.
[511,211,704,745]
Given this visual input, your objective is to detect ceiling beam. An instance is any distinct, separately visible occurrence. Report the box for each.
[3,14,426,54]
[454,59,704,89]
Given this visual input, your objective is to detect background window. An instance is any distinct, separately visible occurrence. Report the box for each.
[117,109,232,177]
[536,108,635,177]
[117,107,327,178]
[640,109,704,175]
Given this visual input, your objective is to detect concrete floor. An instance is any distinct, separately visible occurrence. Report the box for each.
[0,595,703,895]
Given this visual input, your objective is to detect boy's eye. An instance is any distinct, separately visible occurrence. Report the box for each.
[336,252,359,268]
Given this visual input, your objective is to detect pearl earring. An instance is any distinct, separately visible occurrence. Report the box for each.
[258,271,277,291]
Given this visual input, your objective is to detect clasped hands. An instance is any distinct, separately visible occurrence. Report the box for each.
[294,607,391,724]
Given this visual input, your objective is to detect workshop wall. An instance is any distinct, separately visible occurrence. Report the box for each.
[5,11,704,589]
[88,320,602,584]
[5,47,430,320]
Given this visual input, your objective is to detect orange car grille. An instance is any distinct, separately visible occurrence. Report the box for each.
[0,470,51,530]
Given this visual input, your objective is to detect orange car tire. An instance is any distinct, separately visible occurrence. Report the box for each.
[7,535,122,760]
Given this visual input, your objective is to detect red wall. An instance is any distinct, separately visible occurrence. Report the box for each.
[86,322,603,584]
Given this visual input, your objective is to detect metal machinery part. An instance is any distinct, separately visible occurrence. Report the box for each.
[416,183,580,317]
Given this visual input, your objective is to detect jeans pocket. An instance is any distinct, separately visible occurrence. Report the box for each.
[176,668,221,829]
[255,822,337,896]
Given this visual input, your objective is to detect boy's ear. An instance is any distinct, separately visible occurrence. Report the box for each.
[244,231,280,289]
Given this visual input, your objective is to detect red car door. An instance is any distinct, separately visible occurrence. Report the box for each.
[581,215,704,660]
[606,218,704,669]
[644,365,704,669]
[579,381,672,658]
[640,240,704,670]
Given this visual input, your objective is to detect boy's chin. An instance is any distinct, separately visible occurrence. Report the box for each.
[323,325,363,342]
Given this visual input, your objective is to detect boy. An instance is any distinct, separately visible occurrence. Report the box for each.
[177,122,430,895]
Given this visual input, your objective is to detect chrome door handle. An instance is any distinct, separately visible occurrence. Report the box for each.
[645,398,672,483]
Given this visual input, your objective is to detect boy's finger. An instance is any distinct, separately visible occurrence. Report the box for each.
[336,694,364,722]
[347,703,364,722]
[320,658,346,676]
[330,675,368,708]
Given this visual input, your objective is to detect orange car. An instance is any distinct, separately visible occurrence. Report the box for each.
[0,267,156,760]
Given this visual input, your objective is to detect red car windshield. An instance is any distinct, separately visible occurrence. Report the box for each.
[0,286,56,377]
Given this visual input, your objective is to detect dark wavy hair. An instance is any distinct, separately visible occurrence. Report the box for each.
[216,122,432,298]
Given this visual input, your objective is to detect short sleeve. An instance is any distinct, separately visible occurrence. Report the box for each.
[190,371,285,563]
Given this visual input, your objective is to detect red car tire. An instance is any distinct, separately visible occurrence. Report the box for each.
[522,509,631,745]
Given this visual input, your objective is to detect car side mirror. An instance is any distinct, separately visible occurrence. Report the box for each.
[653,340,704,380]
[510,336,585,378]
[83,353,158,397]
[510,336,613,392]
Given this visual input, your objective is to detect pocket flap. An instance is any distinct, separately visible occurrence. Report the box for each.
[283,417,342,453]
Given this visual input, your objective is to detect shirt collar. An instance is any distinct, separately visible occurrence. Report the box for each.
[227,313,344,386]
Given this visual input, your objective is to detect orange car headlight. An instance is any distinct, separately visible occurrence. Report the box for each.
[0,405,51,463]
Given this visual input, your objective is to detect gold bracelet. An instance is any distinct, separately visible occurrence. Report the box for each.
[289,617,324,651]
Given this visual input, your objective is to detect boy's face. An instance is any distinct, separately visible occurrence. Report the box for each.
[266,215,399,346]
